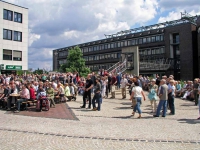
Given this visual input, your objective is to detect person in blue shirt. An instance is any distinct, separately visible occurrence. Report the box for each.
[116,73,121,89]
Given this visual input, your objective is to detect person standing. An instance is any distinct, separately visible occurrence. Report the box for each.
[148,79,158,114]
[80,74,93,109]
[168,80,175,115]
[120,75,128,99]
[130,81,146,118]
[92,78,102,111]
[116,73,121,89]
[110,73,117,99]
[154,79,168,117]
[193,79,199,106]
[197,81,200,119]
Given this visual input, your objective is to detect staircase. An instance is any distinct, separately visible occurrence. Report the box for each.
[108,59,127,74]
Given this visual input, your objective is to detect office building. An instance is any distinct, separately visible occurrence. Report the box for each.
[0,0,28,74]
[53,12,200,80]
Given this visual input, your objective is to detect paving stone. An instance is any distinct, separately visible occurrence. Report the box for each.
[0,90,199,149]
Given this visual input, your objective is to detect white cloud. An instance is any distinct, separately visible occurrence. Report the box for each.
[3,0,159,70]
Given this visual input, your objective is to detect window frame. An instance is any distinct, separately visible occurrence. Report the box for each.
[3,29,12,40]
[3,49,12,60]
[14,31,22,42]
[14,12,22,23]
[3,9,13,21]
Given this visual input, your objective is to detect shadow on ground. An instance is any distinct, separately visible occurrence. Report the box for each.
[177,119,200,124]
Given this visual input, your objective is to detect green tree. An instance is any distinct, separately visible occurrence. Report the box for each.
[60,46,90,77]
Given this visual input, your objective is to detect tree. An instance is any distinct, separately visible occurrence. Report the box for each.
[60,46,90,77]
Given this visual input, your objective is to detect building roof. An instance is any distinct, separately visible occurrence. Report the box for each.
[0,0,28,9]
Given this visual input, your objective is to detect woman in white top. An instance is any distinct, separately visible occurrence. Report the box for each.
[130,81,146,118]
[101,77,106,98]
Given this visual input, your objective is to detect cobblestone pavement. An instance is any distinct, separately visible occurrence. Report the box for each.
[0,90,200,149]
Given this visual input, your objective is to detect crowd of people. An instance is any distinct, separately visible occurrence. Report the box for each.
[0,72,199,119]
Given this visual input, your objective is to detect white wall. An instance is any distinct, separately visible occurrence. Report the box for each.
[0,1,28,70]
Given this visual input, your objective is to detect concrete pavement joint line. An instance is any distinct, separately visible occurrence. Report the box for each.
[0,127,199,145]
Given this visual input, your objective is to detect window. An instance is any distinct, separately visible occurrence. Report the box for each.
[151,49,155,55]
[160,47,165,54]
[124,41,127,46]
[121,41,124,47]
[93,46,97,51]
[128,40,132,46]
[89,47,92,52]
[132,39,135,45]
[117,53,121,58]
[117,42,120,47]
[3,9,13,21]
[139,38,143,44]
[160,35,164,41]
[151,36,156,42]
[84,48,88,53]
[147,37,151,43]
[155,48,159,54]
[147,49,151,55]
[143,38,146,43]
[3,29,12,40]
[14,12,22,23]
[104,44,108,49]
[108,44,110,49]
[156,35,160,41]
[14,31,22,41]
[111,43,114,48]
[3,49,12,60]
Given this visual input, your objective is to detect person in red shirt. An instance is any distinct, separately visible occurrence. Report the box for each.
[110,73,117,99]
[27,83,36,100]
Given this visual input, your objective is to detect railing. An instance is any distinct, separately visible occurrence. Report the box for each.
[107,61,121,73]
[109,59,127,74]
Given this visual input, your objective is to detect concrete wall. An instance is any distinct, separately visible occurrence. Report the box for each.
[122,46,139,76]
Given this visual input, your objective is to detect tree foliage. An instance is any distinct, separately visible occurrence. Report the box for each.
[60,46,90,77]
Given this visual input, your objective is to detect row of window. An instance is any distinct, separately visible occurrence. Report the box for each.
[3,49,22,61]
[84,52,121,61]
[87,64,115,71]
[139,47,165,55]
[3,29,22,41]
[81,34,164,53]
[58,59,67,65]
[3,9,22,23]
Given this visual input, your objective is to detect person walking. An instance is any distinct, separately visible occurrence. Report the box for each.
[130,81,146,118]
[148,79,158,114]
[153,79,168,117]
[120,75,128,99]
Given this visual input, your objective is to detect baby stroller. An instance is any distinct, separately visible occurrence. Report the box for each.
[36,94,50,111]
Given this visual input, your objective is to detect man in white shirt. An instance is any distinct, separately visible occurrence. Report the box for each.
[121,75,128,99]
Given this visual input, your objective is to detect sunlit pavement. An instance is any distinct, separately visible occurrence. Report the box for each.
[0,90,199,150]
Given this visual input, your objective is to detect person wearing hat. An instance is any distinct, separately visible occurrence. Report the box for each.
[148,79,158,114]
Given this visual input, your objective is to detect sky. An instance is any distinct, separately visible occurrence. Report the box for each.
[3,0,200,71]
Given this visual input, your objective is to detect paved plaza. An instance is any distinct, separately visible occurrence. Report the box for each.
[0,90,200,150]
